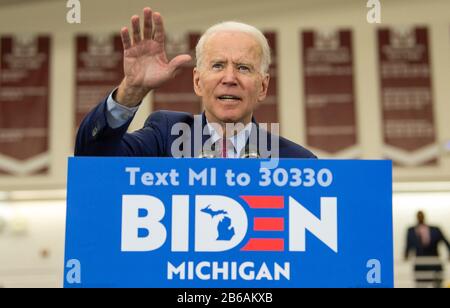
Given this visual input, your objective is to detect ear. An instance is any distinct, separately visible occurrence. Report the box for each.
[257,74,270,102]
[193,67,203,97]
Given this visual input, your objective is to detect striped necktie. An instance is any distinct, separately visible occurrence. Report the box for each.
[222,138,227,158]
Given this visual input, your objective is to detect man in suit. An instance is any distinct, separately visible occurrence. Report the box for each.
[75,7,316,159]
[405,211,450,288]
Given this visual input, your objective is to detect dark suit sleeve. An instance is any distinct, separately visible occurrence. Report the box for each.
[437,228,450,252]
[405,228,414,259]
[75,98,167,157]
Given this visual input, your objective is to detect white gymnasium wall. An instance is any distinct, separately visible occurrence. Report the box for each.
[0,200,65,288]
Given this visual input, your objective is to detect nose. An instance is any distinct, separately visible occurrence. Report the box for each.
[221,66,238,86]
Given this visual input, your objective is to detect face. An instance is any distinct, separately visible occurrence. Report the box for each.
[193,31,270,125]
[417,211,425,224]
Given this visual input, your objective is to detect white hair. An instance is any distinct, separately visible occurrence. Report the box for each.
[195,21,271,74]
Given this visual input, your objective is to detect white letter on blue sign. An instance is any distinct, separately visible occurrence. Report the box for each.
[121,195,167,251]
[189,168,216,186]
[126,167,140,185]
[172,195,190,252]
[289,197,338,253]
[168,262,186,280]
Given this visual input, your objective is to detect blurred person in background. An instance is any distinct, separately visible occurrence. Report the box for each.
[405,210,450,288]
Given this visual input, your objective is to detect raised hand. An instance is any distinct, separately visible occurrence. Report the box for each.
[115,8,192,107]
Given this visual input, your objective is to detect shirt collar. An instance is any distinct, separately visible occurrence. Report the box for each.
[206,120,253,155]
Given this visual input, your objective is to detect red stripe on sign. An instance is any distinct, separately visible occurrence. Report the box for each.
[240,196,284,209]
[253,218,284,231]
[241,239,284,251]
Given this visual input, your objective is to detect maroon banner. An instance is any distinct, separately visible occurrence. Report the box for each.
[0,36,50,175]
[302,30,359,157]
[377,27,438,166]
[153,33,201,115]
[153,32,279,124]
[256,32,278,125]
[75,35,123,128]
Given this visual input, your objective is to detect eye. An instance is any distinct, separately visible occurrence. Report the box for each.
[212,63,224,70]
[238,65,251,73]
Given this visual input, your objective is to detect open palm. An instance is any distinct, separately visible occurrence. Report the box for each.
[118,8,192,106]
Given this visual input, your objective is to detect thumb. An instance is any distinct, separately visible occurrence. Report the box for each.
[172,67,182,79]
[168,54,192,74]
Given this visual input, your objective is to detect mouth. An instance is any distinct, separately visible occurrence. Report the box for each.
[217,95,242,103]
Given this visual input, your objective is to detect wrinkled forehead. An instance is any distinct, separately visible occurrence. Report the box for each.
[203,31,263,63]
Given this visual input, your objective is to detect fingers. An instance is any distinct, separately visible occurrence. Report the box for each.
[153,12,165,44]
[120,27,132,50]
[143,7,153,40]
[131,15,141,44]
[169,54,193,75]
[121,8,164,49]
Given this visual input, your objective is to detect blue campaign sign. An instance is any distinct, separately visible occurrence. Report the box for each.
[64,158,393,288]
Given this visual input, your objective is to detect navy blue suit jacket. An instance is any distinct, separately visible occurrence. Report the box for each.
[405,225,450,258]
[75,98,317,159]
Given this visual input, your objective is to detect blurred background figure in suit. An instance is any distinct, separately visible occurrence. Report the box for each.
[405,211,450,288]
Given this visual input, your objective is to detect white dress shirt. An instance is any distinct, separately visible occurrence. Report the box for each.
[206,121,252,159]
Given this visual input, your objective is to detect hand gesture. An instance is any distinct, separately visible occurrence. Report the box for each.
[116,8,192,107]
